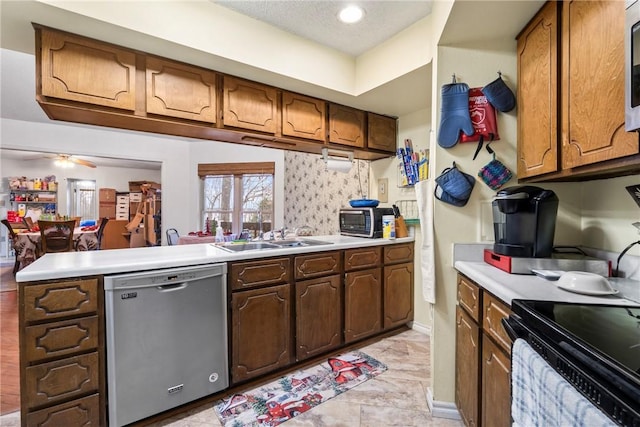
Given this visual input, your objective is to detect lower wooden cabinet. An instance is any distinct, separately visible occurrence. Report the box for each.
[295,275,342,361]
[20,277,105,426]
[231,283,292,383]
[455,274,512,427]
[383,262,414,329]
[455,306,480,427]
[481,335,511,427]
[344,268,382,343]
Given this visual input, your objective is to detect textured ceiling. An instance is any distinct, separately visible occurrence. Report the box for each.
[214,0,433,56]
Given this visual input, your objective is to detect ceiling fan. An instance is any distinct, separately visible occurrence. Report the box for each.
[47,154,97,168]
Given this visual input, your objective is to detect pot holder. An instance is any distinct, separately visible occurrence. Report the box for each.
[481,72,516,113]
[434,162,476,207]
[437,77,475,148]
[478,144,512,190]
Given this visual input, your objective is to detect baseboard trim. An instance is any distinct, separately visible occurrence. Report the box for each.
[409,321,431,336]
[426,387,461,420]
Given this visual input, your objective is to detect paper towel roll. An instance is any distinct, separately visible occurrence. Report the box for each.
[326,159,352,173]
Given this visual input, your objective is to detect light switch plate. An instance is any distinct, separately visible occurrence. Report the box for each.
[378,178,388,203]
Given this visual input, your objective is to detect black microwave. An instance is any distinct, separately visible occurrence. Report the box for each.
[339,207,394,238]
[626,0,640,131]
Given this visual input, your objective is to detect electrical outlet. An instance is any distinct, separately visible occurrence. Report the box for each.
[378,178,388,203]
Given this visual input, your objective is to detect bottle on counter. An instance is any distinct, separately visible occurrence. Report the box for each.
[215,225,224,242]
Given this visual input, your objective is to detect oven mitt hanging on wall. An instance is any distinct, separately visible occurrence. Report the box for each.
[477,144,513,190]
[437,82,474,148]
[481,73,516,113]
[434,162,476,207]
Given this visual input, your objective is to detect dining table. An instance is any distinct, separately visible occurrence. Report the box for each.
[177,235,218,245]
[14,227,99,270]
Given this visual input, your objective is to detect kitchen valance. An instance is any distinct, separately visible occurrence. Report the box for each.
[197,162,275,178]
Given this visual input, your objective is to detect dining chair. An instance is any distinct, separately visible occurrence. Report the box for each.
[166,228,179,245]
[22,216,35,231]
[1,219,38,274]
[38,220,76,254]
[96,217,109,249]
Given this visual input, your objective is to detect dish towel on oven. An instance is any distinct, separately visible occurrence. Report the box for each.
[511,339,616,427]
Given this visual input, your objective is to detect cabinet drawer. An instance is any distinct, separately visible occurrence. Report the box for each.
[457,274,481,322]
[230,257,290,291]
[23,278,99,323]
[483,293,512,355]
[383,243,414,264]
[24,316,99,363]
[295,251,341,279]
[25,352,99,409]
[27,393,100,426]
[344,247,381,271]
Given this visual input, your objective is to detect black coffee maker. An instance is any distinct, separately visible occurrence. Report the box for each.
[492,185,559,258]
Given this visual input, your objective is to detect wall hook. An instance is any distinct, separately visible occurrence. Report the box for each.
[452,73,457,83]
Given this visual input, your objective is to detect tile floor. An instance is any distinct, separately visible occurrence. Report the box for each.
[0,329,462,427]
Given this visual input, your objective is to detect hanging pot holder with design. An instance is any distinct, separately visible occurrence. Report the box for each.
[477,144,512,190]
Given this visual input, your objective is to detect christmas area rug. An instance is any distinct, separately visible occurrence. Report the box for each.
[213,350,387,427]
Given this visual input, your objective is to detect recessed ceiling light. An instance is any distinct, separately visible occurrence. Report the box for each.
[338,5,364,24]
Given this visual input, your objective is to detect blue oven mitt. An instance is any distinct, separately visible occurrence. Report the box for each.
[482,74,516,112]
[437,82,474,148]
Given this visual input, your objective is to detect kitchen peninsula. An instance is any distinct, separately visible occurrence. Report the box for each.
[16,235,415,426]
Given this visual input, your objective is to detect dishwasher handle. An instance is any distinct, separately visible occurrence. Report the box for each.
[157,283,189,292]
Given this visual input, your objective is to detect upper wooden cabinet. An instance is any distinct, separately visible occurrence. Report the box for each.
[517,1,559,179]
[282,92,326,141]
[367,113,397,152]
[561,0,637,169]
[223,76,277,134]
[329,104,365,148]
[39,27,136,110]
[517,1,639,181]
[35,26,397,160]
[146,56,217,123]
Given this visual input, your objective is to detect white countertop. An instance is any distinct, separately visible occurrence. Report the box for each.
[16,235,414,282]
[455,261,640,307]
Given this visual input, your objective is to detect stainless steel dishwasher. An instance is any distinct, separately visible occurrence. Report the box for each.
[104,263,228,427]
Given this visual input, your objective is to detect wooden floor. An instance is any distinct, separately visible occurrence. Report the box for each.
[0,264,20,415]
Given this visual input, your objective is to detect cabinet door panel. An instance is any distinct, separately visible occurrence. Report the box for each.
[344,268,381,343]
[25,352,99,409]
[23,279,98,322]
[455,306,480,427]
[344,247,381,271]
[457,275,481,322]
[483,293,512,355]
[24,316,99,363]
[562,0,638,168]
[146,57,217,123]
[383,243,414,264]
[230,258,290,290]
[383,263,414,329]
[27,394,100,427]
[295,275,342,361]
[482,335,511,427]
[40,28,136,110]
[329,104,365,147]
[517,1,559,178]
[231,284,291,382]
[223,76,277,133]
[367,113,397,152]
[282,92,326,141]
[295,251,341,279]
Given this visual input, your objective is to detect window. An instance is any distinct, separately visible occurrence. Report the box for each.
[199,162,274,238]
[67,179,96,220]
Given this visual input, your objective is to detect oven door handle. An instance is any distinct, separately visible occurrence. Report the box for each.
[502,315,527,341]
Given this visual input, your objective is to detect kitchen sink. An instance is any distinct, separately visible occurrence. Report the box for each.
[216,238,332,252]
[217,242,282,252]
